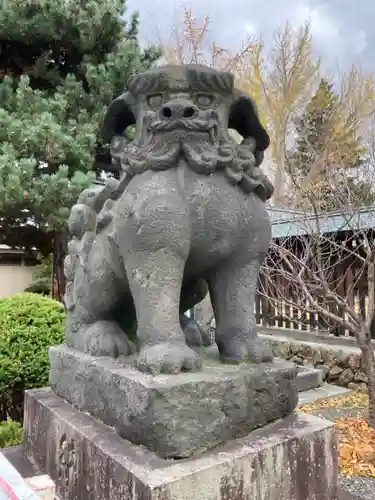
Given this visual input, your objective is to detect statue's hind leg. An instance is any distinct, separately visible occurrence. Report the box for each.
[65,254,136,358]
[66,299,136,357]
[66,317,136,358]
[117,191,201,374]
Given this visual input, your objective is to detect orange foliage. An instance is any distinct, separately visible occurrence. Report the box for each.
[298,392,368,413]
[299,392,375,476]
[337,417,375,476]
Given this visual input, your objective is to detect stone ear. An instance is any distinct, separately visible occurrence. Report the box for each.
[228,91,270,152]
[101,92,136,143]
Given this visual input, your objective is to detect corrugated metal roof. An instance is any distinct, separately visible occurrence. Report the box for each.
[268,207,305,221]
[268,206,375,238]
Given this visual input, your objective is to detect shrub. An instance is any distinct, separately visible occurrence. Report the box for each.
[24,253,52,295]
[0,419,23,448]
[0,293,65,422]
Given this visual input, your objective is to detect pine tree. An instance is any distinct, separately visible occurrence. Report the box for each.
[291,77,337,177]
[0,1,159,298]
[290,77,372,211]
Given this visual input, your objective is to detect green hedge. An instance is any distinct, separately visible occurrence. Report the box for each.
[0,293,65,422]
[0,419,23,448]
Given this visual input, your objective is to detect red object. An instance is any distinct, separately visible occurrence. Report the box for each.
[0,475,20,500]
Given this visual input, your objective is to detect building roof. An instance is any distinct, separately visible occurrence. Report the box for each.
[0,245,37,263]
[268,205,375,238]
[0,245,27,256]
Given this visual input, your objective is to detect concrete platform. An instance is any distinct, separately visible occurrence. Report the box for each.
[48,345,298,458]
[296,365,324,392]
[3,445,359,500]
[298,383,353,405]
[23,387,340,500]
[2,446,37,478]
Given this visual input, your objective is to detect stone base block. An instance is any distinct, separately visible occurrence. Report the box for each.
[24,388,339,500]
[48,344,298,458]
[296,365,324,392]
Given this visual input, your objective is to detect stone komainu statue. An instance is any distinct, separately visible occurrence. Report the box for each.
[64,64,274,375]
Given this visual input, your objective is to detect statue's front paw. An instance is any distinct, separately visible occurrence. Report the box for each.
[217,335,273,364]
[136,342,202,375]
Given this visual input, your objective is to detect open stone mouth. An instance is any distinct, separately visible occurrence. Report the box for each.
[148,122,219,145]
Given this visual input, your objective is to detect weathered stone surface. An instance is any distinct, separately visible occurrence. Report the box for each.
[348,354,361,371]
[313,348,324,365]
[335,350,350,367]
[2,446,37,478]
[300,344,314,360]
[260,331,372,391]
[24,388,339,500]
[348,382,368,393]
[338,368,355,386]
[289,355,304,365]
[64,63,274,377]
[321,364,331,378]
[328,365,344,381]
[354,371,368,383]
[49,345,298,459]
[272,340,291,359]
[295,365,324,392]
[324,350,337,367]
[291,342,302,355]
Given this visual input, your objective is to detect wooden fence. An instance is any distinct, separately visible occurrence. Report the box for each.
[254,230,375,338]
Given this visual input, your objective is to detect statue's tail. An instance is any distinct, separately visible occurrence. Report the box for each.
[63,176,129,311]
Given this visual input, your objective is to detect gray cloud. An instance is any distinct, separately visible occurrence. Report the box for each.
[126,0,375,71]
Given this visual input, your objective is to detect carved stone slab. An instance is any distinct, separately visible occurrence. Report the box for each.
[48,344,298,458]
[23,388,339,500]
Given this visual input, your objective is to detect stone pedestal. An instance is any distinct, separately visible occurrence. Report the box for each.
[48,345,298,458]
[24,388,339,500]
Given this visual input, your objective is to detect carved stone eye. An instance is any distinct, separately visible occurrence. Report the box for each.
[195,94,213,108]
[147,94,163,109]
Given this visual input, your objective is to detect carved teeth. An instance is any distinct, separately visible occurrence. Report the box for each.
[148,122,218,143]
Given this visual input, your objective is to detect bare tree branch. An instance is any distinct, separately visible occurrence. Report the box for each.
[262,119,375,425]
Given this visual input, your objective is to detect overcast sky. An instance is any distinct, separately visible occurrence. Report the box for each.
[126,0,374,73]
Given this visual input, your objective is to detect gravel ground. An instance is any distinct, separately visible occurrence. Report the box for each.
[340,475,375,500]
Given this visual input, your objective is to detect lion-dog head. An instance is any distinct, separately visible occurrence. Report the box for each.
[102,64,274,201]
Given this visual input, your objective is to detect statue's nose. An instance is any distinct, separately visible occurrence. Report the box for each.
[160,99,199,120]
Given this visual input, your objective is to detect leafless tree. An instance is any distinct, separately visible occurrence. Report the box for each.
[260,141,375,425]
[154,6,257,73]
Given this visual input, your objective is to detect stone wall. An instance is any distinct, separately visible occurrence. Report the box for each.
[260,333,368,392]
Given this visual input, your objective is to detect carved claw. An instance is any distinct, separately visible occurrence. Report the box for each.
[136,342,202,375]
[217,334,273,364]
[80,320,136,358]
[180,315,213,347]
